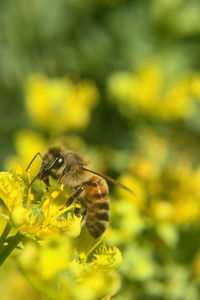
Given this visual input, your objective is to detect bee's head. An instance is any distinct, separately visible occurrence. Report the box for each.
[26,147,65,188]
[38,147,65,181]
[27,147,89,188]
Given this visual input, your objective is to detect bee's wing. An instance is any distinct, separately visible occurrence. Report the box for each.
[80,166,135,196]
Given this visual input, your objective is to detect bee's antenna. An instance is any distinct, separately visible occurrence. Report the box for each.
[28,171,41,188]
[48,157,60,170]
[80,166,135,196]
[26,152,43,172]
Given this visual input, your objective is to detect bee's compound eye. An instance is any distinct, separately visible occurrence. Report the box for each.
[54,156,64,169]
[58,158,63,164]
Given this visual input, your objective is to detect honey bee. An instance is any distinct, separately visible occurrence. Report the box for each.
[26,147,134,238]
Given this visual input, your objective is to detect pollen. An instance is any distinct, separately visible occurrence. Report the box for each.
[51,190,59,198]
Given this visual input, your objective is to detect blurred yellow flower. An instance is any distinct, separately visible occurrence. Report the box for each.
[109,199,144,245]
[24,75,99,131]
[191,74,200,98]
[116,173,145,209]
[74,270,120,300]
[131,156,158,180]
[5,129,46,176]
[19,238,71,280]
[108,61,200,121]
[171,199,200,224]
[151,200,173,221]
[134,64,162,112]
[160,77,193,119]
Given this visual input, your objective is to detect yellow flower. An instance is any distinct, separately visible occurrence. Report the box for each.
[0,164,123,300]
[24,75,99,132]
[160,77,193,119]
[69,244,122,300]
[0,171,25,214]
[107,71,136,103]
[156,223,178,247]
[108,60,199,121]
[19,238,71,280]
[0,170,82,239]
[5,129,46,175]
[135,64,162,112]
[109,199,144,245]
[170,199,200,224]
[151,200,173,221]
[11,206,30,228]
[0,167,122,300]
[116,173,145,209]
[90,244,122,271]
[74,271,120,300]
[131,156,159,180]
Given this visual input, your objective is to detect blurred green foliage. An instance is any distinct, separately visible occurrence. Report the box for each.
[1,0,200,299]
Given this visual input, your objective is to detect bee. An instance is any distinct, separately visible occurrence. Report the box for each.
[26,147,134,238]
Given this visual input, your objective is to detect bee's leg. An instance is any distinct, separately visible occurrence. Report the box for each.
[75,198,87,227]
[58,166,71,183]
[75,197,87,216]
[43,177,50,191]
[60,186,85,210]
[74,207,86,217]
[80,218,86,228]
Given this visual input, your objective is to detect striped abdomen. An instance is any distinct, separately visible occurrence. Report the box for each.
[83,175,110,238]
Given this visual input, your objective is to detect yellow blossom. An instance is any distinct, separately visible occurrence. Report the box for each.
[135,64,162,112]
[0,171,25,214]
[20,238,71,279]
[5,129,46,175]
[191,74,200,98]
[0,168,122,300]
[11,206,30,228]
[160,77,193,119]
[157,223,178,247]
[170,199,200,224]
[109,199,144,245]
[151,200,173,221]
[24,75,99,131]
[0,170,82,239]
[90,245,122,271]
[108,61,200,121]
[74,271,121,300]
[116,173,145,209]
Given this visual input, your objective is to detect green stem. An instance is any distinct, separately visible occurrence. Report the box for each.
[0,231,23,266]
[0,222,11,247]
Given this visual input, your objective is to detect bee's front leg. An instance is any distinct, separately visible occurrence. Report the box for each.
[43,177,50,191]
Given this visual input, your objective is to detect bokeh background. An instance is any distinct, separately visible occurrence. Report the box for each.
[1,0,200,299]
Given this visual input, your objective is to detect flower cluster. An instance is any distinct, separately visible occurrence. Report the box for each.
[107,62,200,121]
[0,169,121,300]
[106,128,200,299]
[25,75,99,132]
